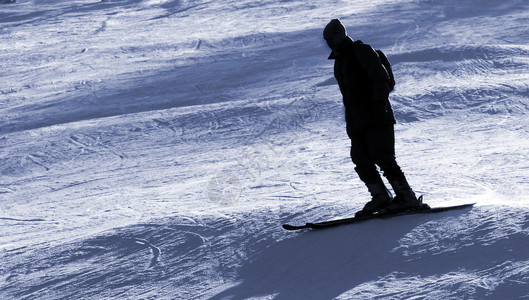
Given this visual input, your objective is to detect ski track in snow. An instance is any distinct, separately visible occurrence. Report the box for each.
[1,0,529,299]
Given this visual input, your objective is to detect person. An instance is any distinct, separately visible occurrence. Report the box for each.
[323,19,423,215]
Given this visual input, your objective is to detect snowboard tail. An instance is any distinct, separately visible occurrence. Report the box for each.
[282,203,475,231]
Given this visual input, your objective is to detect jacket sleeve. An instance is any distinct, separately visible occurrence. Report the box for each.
[354,44,390,112]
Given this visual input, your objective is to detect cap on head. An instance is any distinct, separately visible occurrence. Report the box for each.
[323,19,347,50]
[323,19,346,40]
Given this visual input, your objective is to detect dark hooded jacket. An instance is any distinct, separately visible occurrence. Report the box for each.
[329,37,396,137]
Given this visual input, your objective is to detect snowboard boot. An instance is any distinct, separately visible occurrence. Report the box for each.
[356,180,393,216]
[386,176,423,211]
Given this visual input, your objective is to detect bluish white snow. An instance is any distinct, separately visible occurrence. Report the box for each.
[1,0,529,299]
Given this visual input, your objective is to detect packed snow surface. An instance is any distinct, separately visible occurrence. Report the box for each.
[1,0,529,299]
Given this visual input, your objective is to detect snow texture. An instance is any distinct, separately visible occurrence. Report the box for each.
[1,0,529,299]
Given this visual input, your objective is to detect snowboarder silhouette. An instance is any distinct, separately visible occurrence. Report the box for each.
[323,19,422,215]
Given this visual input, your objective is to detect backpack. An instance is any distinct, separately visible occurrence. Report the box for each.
[375,49,395,91]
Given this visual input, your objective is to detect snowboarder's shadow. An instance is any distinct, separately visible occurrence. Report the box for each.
[210,208,472,300]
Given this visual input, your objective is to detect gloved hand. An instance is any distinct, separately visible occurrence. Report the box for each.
[373,108,386,125]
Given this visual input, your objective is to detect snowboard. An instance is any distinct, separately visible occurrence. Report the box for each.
[282,203,475,231]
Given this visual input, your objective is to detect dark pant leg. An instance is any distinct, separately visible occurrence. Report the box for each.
[350,130,382,184]
[350,124,404,183]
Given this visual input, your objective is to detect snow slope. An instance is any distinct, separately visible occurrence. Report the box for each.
[1,0,529,299]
